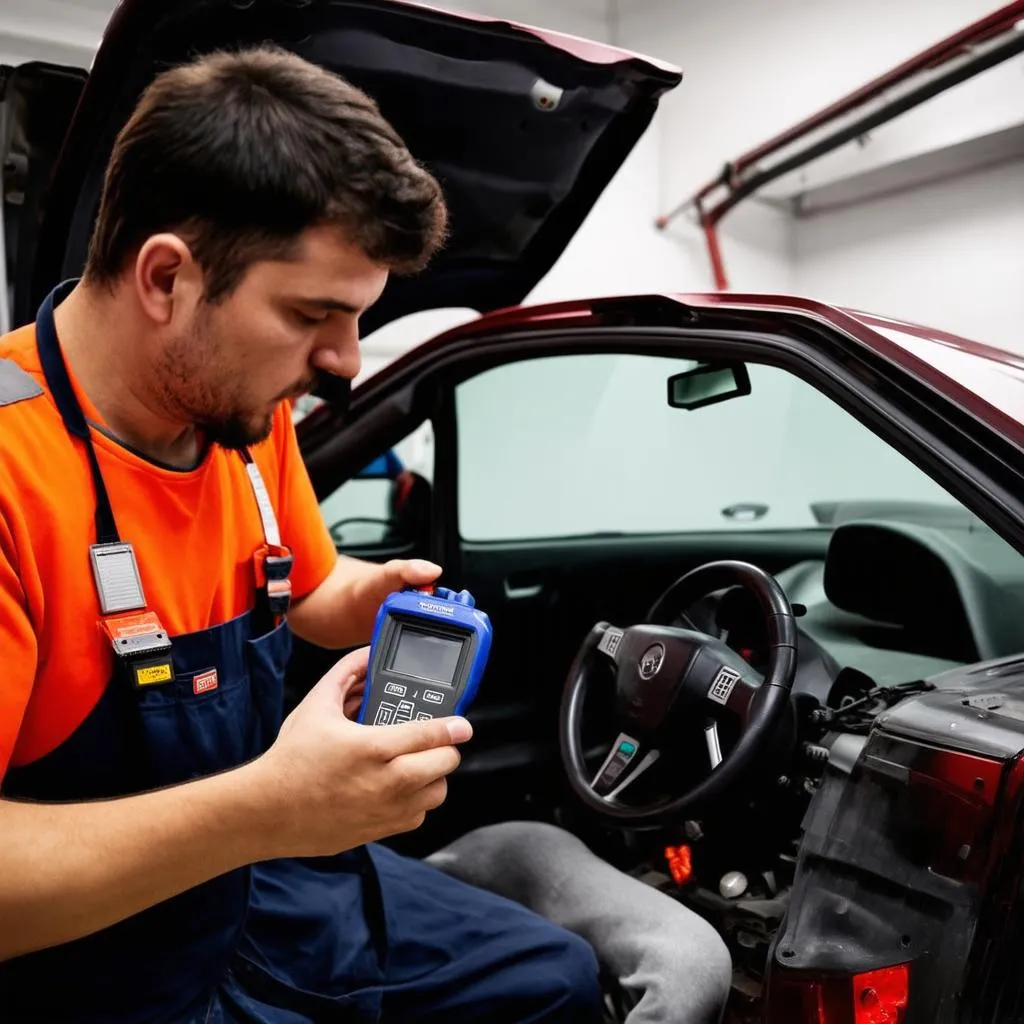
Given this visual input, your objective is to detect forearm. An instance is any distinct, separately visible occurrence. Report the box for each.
[287,554,381,649]
[0,762,278,961]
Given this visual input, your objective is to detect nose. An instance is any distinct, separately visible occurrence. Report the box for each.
[310,319,362,381]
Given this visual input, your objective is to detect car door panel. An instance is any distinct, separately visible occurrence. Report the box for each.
[460,530,828,719]
[383,530,828,856]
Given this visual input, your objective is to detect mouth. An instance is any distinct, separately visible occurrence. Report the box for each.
[274,375,319,404]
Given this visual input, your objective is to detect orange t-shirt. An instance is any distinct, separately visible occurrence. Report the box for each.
[0,322,338,779]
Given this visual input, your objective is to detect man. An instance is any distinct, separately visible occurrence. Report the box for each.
[0,47,602,1022]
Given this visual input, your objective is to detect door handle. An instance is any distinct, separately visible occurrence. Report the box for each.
[503,578,544,600]
[721,502,769,522]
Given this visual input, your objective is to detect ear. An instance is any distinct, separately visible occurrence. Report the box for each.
[133,233,202,325]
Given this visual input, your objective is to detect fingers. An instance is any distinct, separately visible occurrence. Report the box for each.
[319,647,371,689]
[304,648,369,708]
[343,682,366,721]
[384,558,442,588]
[337,670,367,702]
[384,777,451,838]
[391,745,463,792]
[373,715,473,758]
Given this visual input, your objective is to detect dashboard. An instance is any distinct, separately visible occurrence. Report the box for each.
[678,583,840,708]
[675,514,1024,699]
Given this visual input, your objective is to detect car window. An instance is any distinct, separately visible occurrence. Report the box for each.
[454,354,958,542]
[320,422,434,549]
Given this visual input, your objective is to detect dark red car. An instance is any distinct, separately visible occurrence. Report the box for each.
[5,2,1024,1021]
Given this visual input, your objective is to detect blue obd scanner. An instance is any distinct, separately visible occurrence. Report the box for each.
[358,587,492,726]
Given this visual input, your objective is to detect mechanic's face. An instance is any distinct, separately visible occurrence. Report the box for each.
[157,225,387,449]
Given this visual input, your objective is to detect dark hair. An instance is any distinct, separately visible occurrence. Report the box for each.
[84,46,447,300]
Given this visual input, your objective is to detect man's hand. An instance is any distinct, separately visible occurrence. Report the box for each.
[251,646,471,858]
[287,556,443,650]
[345,558,442,643]
[0,645,469,961]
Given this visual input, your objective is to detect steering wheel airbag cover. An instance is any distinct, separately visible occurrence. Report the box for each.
[560,561,797,825]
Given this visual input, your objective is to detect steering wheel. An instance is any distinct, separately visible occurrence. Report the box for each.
[559,561,797,826]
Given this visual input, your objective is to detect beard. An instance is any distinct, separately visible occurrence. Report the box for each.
[197,369,318,450]
[196,409,278,451]
[157,312,318,452]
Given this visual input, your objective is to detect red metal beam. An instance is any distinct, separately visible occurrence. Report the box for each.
[698,203,729,291]
[655,1,1024,285]
[724,1,1024,184]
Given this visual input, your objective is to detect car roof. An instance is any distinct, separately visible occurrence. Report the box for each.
[422,291,1024,447]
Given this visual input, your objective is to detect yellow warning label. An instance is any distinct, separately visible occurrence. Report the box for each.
[135,663,173,686]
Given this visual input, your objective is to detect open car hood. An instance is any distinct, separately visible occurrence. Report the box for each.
[10,0,680,332]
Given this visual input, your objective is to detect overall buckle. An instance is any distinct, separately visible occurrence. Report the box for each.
[254,544,294,617]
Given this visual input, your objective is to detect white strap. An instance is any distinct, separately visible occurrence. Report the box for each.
[245,461,282,548]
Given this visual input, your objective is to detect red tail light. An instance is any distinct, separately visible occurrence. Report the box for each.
[853,966,909,1024]
[663,844,692,886]
[767,963,909,1024]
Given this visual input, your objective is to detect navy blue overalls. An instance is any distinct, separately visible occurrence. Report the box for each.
[0,285,602,1023]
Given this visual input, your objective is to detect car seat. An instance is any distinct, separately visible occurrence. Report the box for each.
[427,821,731,1024]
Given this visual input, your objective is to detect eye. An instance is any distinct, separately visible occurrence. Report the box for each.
[293,310,327,327]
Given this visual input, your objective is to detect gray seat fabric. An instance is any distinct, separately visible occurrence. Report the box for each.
[427,821,732,1024]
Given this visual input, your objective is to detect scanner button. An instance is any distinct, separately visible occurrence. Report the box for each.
[373,702,397,727]
[423,690,445,705]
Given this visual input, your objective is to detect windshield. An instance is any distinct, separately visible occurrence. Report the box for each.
[454,354,961,542]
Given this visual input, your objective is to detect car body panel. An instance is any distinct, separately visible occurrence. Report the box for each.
[365,0,679,71]
[355,291,1024,449]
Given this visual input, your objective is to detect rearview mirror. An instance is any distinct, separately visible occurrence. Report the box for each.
[667,362,750,410]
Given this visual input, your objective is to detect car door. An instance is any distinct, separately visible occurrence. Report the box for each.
[415,345,965,841]
[308,336,962,856]
[284,419,440,717]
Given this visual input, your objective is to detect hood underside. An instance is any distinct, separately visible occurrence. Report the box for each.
[15,0,680,332]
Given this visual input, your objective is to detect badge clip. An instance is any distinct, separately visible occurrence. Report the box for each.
[101,610,174,688]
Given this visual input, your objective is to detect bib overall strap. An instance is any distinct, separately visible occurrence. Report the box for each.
[36,285,120,546]
[35,284,174,687]
[239,448,293,628]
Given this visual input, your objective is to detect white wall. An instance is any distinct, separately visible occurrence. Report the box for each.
[0,0,107,67]
[794,155,1024,351]
[624,0,1021,195]
[617,0,1024,348]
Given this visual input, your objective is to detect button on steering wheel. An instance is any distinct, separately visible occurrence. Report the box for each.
[559,561,798,826]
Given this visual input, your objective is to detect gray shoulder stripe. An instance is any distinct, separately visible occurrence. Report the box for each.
[0,359,44,407]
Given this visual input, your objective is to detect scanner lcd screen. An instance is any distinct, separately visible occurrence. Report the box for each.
[390,627,463,685]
